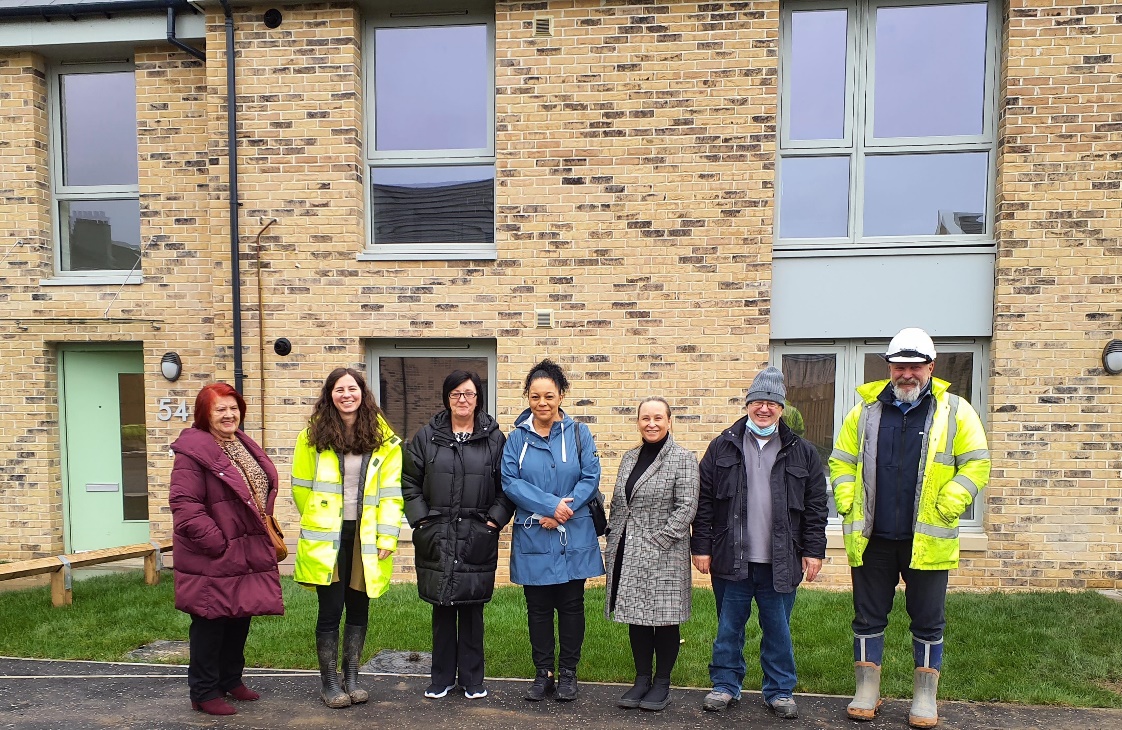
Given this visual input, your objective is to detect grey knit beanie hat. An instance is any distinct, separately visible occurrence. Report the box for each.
[745,366,786,405]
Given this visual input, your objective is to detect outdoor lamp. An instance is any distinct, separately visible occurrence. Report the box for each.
[1103,340,1122,375]
[160,352,183,382]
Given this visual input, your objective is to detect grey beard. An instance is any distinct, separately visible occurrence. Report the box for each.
[892,382,922,403]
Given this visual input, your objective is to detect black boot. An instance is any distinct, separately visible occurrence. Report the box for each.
[341,624,369,704]
[618,676,652,709]
[316,630,351,709]
[639,678,672,711]
[555,667,578,701]
[525,668,554,701]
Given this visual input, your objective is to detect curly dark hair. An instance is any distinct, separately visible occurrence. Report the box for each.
[522,358,569,397]
[306,367,388,454]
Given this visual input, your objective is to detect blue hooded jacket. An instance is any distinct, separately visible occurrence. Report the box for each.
[501,408,605,586]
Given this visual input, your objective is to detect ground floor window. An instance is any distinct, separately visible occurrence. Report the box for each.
[366,338,497,442]
[772,337,987,527]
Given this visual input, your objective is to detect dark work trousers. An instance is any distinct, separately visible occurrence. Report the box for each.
[188,614,252,702]
[629,623,681,680]
[316,520,370,633]
[524,579,587,672]
[431,603,485,688]
[851,537,949,642]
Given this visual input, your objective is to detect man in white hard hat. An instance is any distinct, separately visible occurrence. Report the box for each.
[829,328,990,729]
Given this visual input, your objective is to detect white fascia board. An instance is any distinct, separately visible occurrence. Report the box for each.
[0,12,205,50]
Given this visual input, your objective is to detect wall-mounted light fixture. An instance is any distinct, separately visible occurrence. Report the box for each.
[160,352,183,382]
[1103,340,1122,375]
[274,338,292,356]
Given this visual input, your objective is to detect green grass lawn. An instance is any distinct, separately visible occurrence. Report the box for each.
[1,572,1120,707]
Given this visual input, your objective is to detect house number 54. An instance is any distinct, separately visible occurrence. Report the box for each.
[157,398,190,422]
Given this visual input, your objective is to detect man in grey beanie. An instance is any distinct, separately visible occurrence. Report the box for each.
[690,366,828,718]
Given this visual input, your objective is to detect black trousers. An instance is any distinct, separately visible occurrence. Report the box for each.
[188,614,252,702]
[524,579,586,672]
[431,603,485,688]
[316,520,370,633]
[629,623,681,680]
[851,537,948,642]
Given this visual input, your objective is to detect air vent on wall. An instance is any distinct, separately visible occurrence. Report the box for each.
[536,310,554,328]
[534,16,554,38]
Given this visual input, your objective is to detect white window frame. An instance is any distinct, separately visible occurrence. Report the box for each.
[47,62,141,281]
[360,2,497,261]
[772,337,988,530]
[776,0,1000,253]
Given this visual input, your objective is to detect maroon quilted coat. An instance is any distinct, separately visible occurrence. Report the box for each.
[169,427,284,619]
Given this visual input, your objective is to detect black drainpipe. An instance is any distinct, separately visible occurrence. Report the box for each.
[166,6,205,61]
[219,0,244,395]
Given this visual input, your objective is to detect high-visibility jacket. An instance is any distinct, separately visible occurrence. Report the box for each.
[291,419,404,598]
[829,378,990,570]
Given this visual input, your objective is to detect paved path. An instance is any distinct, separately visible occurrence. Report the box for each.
[1,657,1119,730]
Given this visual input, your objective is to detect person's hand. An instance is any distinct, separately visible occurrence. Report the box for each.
[539,516,560,530]
[378,548,393,560]
[486,521,498,529]
[554,497,574,523]
[692,555,711,574]
[802,557,822,582]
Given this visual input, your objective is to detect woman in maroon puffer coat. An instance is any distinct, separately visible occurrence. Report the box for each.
[170,383,284,716]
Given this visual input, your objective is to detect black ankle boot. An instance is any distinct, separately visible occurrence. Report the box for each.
[639,678,672,711]
[525,668,554,701]
[618,675,652,709]
[555,668,578,701]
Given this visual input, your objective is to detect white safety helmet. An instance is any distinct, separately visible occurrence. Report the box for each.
[884,328,936,363]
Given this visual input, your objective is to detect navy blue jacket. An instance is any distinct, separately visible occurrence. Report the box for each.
[872,383,934,540]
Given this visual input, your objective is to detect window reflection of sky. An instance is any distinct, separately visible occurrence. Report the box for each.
[374,25,489,152]
[788,10,848,141]
[61,72,138,187]
[371,165,495,188]
[864,153,987,236]
[780,157,850,239]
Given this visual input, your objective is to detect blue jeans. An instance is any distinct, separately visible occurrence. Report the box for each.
[710,564,798,703]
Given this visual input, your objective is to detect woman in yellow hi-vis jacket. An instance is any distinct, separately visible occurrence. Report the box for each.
[292,367,403,709]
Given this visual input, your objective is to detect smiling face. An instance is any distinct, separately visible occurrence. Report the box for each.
[527,377,563,428]
[637,400,671,443]
[889,361,935,403]
[746,399,783,430]
[208,395,241,440]
[331,373,362,417]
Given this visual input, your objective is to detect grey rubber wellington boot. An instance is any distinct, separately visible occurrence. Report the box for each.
[316,630,352,709]
[341,624,369,704]
[909,667,940,728]
[847,662,883,720]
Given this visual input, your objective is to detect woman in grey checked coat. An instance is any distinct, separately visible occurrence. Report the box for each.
[604,396,700,711]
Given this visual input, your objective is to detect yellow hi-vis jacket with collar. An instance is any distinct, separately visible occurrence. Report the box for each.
[828,377,990,571]
[291,420,403,598]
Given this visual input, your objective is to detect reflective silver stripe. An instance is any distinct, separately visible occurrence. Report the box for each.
[300,528,340,542]
[292,477,314,488]
[842,519,864,535]
[951,474,980,499]
[915,522,958,539]
[831,448,858,465]
[940,394,960,463]
[388,435,402,447]
[933,453,955,465]
[955,449,990,467]
[832,473,856,489]
[379,486,403,498]
[360,543,381,554]
[378,523,401,538]
[312,480,344,495]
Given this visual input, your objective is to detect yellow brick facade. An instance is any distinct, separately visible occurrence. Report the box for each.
[0,1,1118,591]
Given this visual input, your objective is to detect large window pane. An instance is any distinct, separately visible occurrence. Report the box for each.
[779,156,850,238]
[59,199,141,271]
[873,3,988,138]
[863,152,987,237]
[781,354,839,517]
[61,72,138,186]
[371,165,494,244]
[788,9,848,140]
[374,25,489,151]
[118,373,148,521]
[378,357,489,441]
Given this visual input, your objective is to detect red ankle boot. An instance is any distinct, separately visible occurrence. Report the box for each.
[227,684,260,701]
[192,697,237,715]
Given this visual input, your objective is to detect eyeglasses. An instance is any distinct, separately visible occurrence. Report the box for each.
[450,391,478,401]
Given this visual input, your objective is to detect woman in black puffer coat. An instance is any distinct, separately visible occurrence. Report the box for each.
[402,370,514,701]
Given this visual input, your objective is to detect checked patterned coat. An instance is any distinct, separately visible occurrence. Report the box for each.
[604,434,700,626]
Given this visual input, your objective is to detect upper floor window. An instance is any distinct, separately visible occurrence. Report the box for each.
[50,65,141,274]
[776,1,997,250]
[363,5,495,260]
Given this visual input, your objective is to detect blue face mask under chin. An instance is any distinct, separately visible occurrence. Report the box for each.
[747,419,777,437]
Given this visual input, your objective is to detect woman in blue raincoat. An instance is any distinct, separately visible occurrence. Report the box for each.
[502,359,604,703]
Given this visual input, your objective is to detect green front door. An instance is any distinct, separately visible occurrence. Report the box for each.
[61,348,150,551]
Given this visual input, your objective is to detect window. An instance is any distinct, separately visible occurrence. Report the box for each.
[366,339,497,442]
[363,4,496,260]
[777,1,997,250]
[50,65,141,274]
[772,338,987,527]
